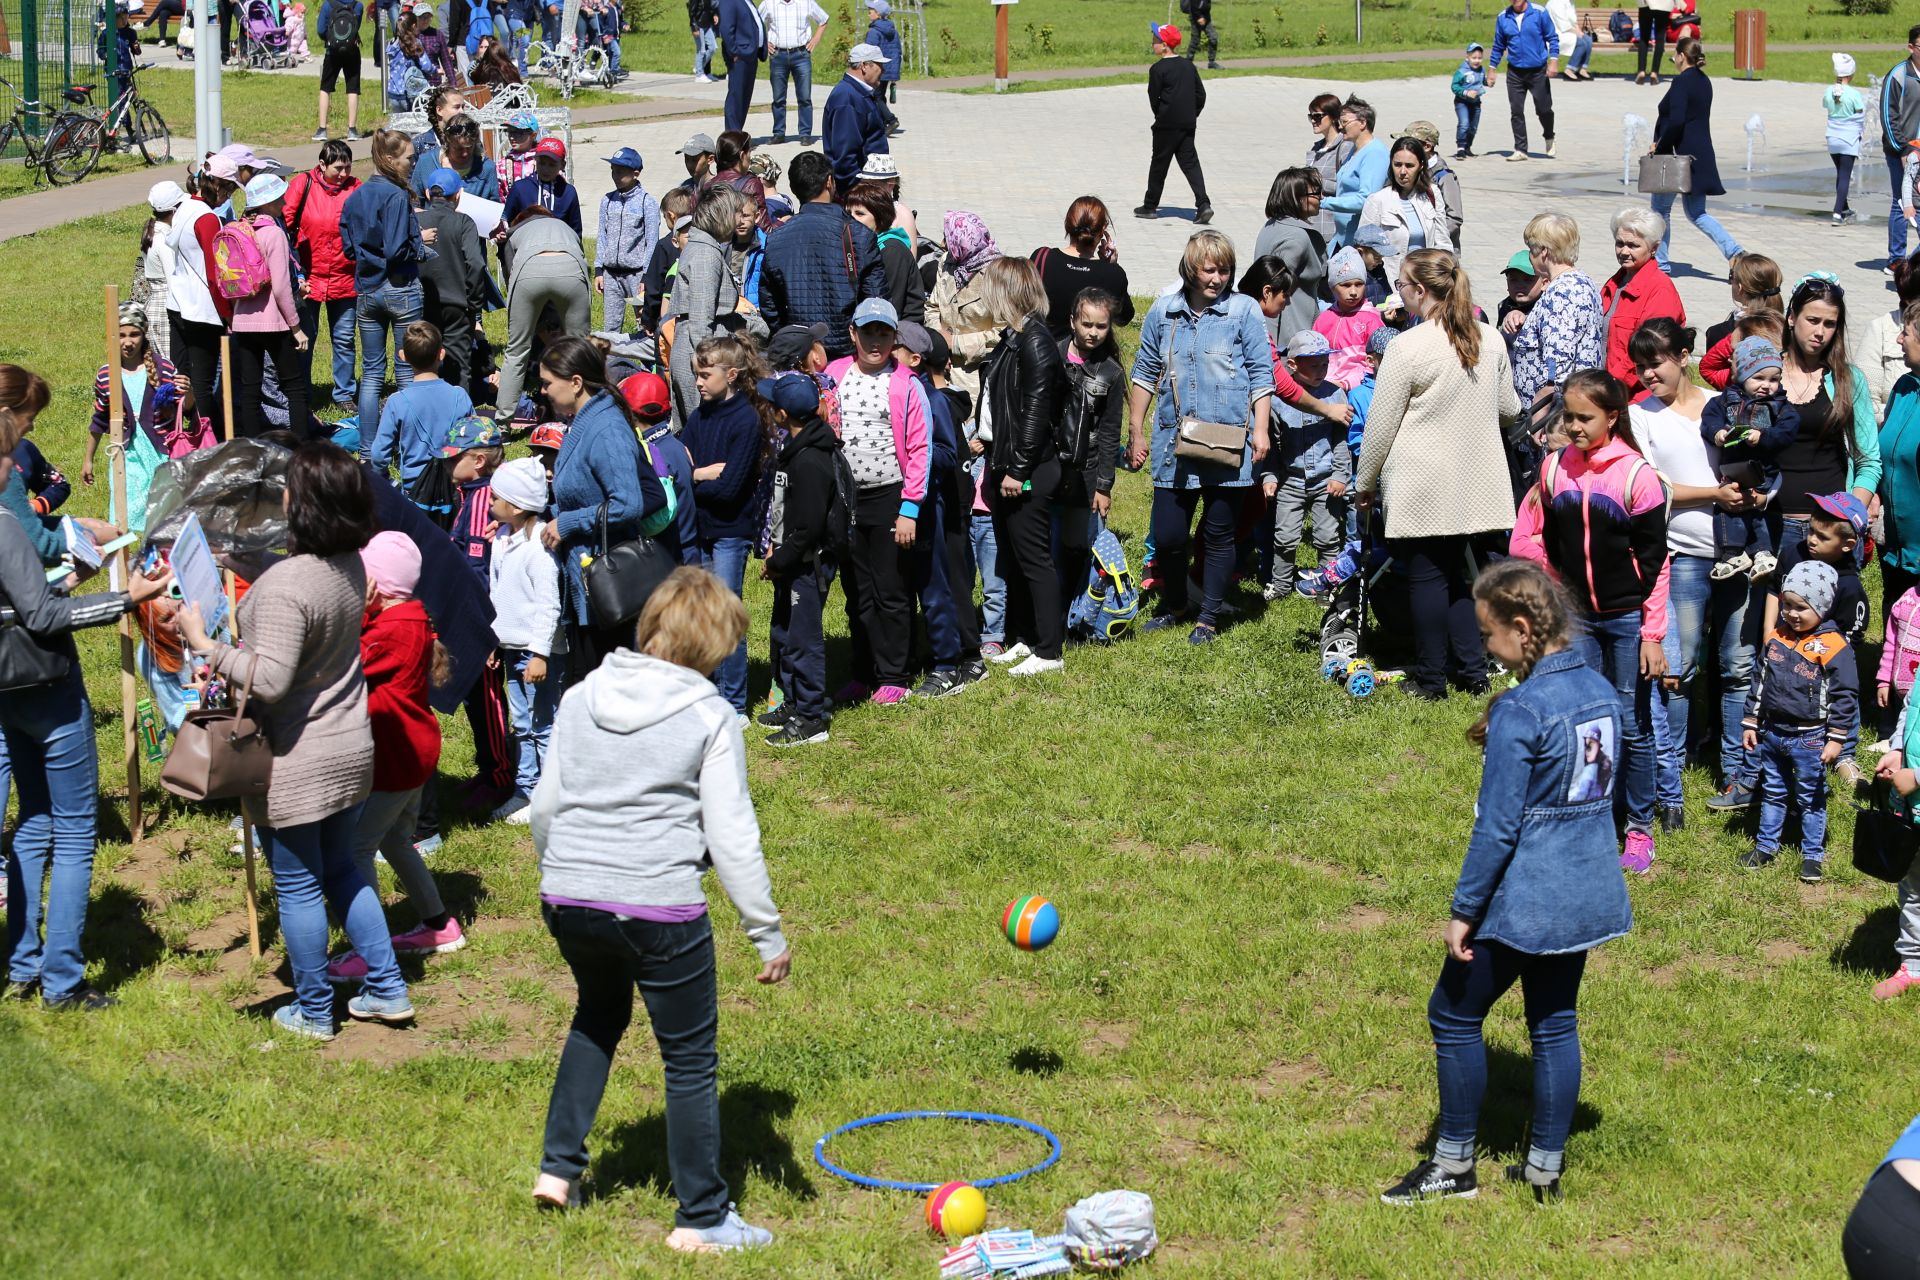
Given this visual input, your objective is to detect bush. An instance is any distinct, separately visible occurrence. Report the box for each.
[621,0,665,29]
[1842,0,1891,13]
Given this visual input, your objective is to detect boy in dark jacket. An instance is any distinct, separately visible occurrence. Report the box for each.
[760,373,844,746]
[896,321,985,697]
[1742,559,1858,883]
[1138,24,1210,223]
[1181,0,1220,70]
[417,168,495,398]
[440,414,516,811]
[1701,336,1800,582]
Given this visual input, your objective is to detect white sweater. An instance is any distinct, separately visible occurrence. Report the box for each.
[488,520,562,657]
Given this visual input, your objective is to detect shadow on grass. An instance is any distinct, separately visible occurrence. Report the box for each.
[1415,1043,1604,1159]
[80,881,170,992]
[594,1081,818,1204]
[1832,904,1899,976]
[1009,1045,1064,1076]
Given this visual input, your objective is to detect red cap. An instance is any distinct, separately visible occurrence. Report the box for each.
[535,137,567,161]
[619,371,673,423]
[1149,22,1181,47]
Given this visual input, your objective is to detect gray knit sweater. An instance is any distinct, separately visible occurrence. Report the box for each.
[209,552,373,829]
[530,649,787,963]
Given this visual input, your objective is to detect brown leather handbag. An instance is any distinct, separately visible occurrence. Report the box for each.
[160,654,274,802]
[1163,322,1251,467]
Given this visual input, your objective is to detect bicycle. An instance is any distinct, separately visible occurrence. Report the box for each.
[0,74,107,186]
[62,59,174,177]
[524,37,610,99]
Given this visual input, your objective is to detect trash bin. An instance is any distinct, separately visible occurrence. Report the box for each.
[1733,9,1766,79]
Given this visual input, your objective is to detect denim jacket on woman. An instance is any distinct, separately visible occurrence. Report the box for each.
[1128,289,1275,490]
[1451,648,1634,955]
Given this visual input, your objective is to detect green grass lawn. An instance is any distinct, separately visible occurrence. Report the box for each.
[2,207,1914,1277]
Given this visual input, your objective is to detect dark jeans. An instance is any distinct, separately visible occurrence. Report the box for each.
[991,457,1065,660]
[540,904,728,1228]
[1844,1164,1920,1279]
[843,484,912,688]
[1428,940,1587,1164]
[425,298,476,398]
[1634,6,1667,76]
[1505,63,1554,152]
[913,467,975,669]
[1393,532,1496,697]
[1143,125,1209,210]
[1834,154,1857,215]
[169,312,226,435]
[722,52,756,132]
[1149,484,1238,627]
[1754,726,1830,861]
[1573,611,1657,833]
[568,617,632,682]
[771,563,832,720]
[231,329,313,439]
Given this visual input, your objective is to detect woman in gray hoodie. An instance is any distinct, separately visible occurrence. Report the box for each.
[529,566,789,1253]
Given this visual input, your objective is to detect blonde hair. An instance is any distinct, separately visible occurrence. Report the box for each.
[690,184,749,242]
[976,256,1050,329]
[634,567,750,676]
[1403,249,1481,370]
[1178,229,1237,292]
[369,129,412,186]
[1523,212,1580,268]
[1728,253,1784,317]
[1467,559,1578,746]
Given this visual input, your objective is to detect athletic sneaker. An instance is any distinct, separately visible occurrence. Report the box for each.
[414,832,444,858]
[1738,848,1776,870]
[954,659,988,687]
[345,128,363,140]
[347,992,416,1025]
[1706,780,1753,811]
[273,1004,337,1040]
[987,642,1031,665]
[312,128,328,141]
[913,668,962,698]
[1874,967,1920,1000]
[979,641,1007,660]
[1620,829,1655,874]
[325,951,370,984]
[1261,580,1293,602]
[1543,138,1556,157]
[766,716,830,747]
[1188,623,1219,645]
[392,918,467,956]
[756,704,793,729]
[1799,857,1824,884]
[1300,552,1358,599]
[490,793,531,823]
[1008,654,1063,677]
[666,1206,774,1253]
[1506,150,1527,162]
[1504,1162,1563,1205]
[871,684,912,705]
[1380,1160,1478,1206]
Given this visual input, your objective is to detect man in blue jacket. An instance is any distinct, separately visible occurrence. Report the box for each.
[760,150,886,359]
[1487,0,1559,161]
[717,0,765,132]
[822,42,889,192]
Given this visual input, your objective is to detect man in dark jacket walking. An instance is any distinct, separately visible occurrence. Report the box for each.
[761,151,887,358]
[1137,25,1211,224]
[717,0,765,132]
[822,42,890,193]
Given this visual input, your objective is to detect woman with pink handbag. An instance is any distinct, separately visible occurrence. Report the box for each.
[81,301,215,532]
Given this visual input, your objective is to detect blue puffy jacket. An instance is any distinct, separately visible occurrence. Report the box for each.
[821,72,889,191]
[759,201,887,359]
[866,16,900,81]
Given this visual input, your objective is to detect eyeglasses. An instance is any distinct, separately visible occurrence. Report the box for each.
[1307,112,1325,121]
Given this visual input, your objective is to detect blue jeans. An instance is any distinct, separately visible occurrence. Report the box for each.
[1654,555,1760,803]
[1891,152,1911,266]
[1429,940,1587,1168]
[1573,612,1655,832]
[508,15,529,71]
[299,295,358,407]
[692,24,715,76]
[767,48,814,138]
[261,807,407,1026]
[2,668,99,1001]
[505,647,560,798]
[1453,99,1480,150]
[1649,190,1744,271]
[1568,32,1593,72]
[1754,727,1830,862]
[697,536,751,713]
[355,280,423,437]
[969,512,1007,644]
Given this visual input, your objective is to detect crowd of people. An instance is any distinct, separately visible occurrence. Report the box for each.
[15,22,1920,1265]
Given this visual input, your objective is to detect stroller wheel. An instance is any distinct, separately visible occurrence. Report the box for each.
[1321,630,1358,662]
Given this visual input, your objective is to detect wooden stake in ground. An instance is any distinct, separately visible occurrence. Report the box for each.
[105,286,143,836]
[215,335,262,956]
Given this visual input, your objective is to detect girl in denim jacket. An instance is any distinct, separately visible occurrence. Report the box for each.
[1382,559,1633,1209]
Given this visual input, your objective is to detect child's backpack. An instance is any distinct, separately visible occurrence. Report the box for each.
[211,220,272,299]
[1068,525,1140,642]
[824,445,856,559]
[1608,8,1633,42]
[324,1,357,51]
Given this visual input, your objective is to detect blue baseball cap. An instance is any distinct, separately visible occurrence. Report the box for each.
[1811,490,1869,535]
[1351,225,1394,254]
[424,166,464,196]
[756,373,821,416]
[607,146,644,170]
[506,111,539,132]
[851,297,899,329]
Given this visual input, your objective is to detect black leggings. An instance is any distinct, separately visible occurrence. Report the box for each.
[1834,154,1857,215]
[844,484,912,688]
[1635,7,1667,75]
[230,328,312,439]
[991,458,1064,660]
[142,0,185,39]
[1394,532,1501,698]
[169,311,225,435]
[1844,1164,1920,1279]
[1149,484,1239,627]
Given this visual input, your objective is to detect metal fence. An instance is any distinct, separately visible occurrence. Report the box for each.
[1,0,104,151]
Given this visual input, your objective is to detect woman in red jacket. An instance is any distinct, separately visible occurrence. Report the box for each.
[325,531,466,984]
[1599,206,1685,394]
[286,140,362,411]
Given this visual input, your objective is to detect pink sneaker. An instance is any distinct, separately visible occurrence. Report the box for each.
[871,684,911,705]
[1620,830,1655,874]
[1874,967,1920,1001]
[391,918,467,957]
[325,951,369,984]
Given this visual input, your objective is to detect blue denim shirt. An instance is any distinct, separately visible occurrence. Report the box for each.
[1129,289,1276,490]
[1452,649,1634,954]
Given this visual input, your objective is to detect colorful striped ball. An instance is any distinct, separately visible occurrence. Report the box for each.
[1002,896,1060,951]
[926,1180,988,1238]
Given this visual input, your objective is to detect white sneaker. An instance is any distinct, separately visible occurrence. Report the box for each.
[1747,552,1778,581]
[1506,150,1527,162]
[505,805,533,826]
[1008,654,1063,677]
[987,641,1032,665]
[1544,139,1556,157]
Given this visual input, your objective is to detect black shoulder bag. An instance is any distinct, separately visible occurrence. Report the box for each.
[583,500,674,629]
[1853,779,1920,884]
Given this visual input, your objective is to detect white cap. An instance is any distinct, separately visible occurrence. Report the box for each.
[847,41,884,65]
[147,179,186,212]
[1833,52,1856,77]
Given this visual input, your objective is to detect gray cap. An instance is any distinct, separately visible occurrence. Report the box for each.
[681,133,715,157]
[851,297,899,329]
[848,41,885,65]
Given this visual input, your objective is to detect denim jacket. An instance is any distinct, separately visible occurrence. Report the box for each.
[1452,649,1634,955]
[1128,289,1275,490]
[1259,379,1349,486]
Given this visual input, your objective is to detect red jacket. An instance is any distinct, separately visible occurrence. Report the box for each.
[1699,332,1734,390]
[286,167,362,303]
[1599,256,1685,394]
[360,599,440,792]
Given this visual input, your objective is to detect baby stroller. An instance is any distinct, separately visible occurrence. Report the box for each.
[1314,510,1413,673]
[239,0,297,68]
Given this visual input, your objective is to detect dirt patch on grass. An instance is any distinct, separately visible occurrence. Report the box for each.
[1254,1055,1328,1098]
[1759,938,1813,966]
[1110,836,1156,858]
[1644,959,1688,987]
[1178,842,1223,861]
[1337,905,1389,932]
[1080,1020,1135,1056]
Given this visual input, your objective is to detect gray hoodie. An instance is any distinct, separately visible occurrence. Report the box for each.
[530,649,787,962]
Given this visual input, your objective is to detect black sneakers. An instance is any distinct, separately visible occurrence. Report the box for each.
[1738,848,1775,871]
[766,717,829,747]
[756,704,792,729]
[1380,1160,1477,1206]
[913,669,961,699]
[1659,806,1685,833]
[1194,205,1214,225]
[43,987,118,1012]
[1504,1162,1563,1205]
[1799,857,1824,884]
[1133,204,1159,219]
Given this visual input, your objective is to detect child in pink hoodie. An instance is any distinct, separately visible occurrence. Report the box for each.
[1880,585,1920,736]
[1313,247,1383,391]
[227,172,311,439]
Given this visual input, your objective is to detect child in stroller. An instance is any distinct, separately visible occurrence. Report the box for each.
[239,0,297,66]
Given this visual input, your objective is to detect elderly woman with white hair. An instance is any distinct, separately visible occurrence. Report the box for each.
[1598,205,1685,394]
[1509,211,1604,407]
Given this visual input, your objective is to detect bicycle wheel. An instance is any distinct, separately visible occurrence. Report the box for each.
[43,112,104,185]
[0,118,17,160]
[130,101,172,165]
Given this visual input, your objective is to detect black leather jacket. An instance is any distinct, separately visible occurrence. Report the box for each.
[1058,338,1123,494]
[982,314,1067,482]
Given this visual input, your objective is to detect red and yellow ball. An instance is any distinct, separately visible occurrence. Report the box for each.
[926,1180,988,1238]
[1002,896,1060,951]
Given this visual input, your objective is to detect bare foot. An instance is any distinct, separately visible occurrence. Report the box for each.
[532,1173,574,1209]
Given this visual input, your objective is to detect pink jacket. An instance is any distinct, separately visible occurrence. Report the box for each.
[1511,435,1671,641]
[1313,304,1383,391]
[823,356,932,517]
[230,216,301,333]
[1881,588,1920,695]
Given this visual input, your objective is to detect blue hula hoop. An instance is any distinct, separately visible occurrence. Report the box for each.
[812,1110,1063,1192]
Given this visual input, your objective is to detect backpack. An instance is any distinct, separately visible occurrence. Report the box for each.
[325,2,357,51]
[824,446,857,559]
[1067,525,1140,642]
[211,220,272,300]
